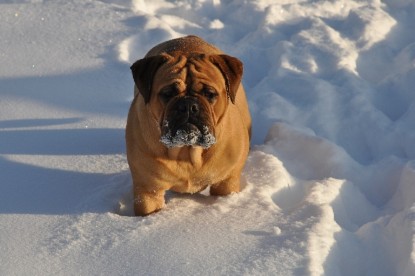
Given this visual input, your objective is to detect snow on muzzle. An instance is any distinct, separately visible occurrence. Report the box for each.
[160,96,216,149]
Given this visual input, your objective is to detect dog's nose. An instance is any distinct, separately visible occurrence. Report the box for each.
[189,102,199,114]
[177,99,199,116]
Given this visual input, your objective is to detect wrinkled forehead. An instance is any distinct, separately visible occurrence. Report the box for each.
[152,54,224,92]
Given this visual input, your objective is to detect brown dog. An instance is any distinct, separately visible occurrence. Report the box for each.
[126,35,251,216]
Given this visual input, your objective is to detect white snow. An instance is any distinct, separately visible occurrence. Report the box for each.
[1,0,415,275]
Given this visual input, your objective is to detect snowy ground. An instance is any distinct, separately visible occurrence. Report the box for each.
[1,0,415,275]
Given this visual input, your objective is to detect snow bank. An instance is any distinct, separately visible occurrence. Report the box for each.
[1,0,415,275]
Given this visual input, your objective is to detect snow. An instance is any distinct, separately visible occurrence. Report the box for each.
[1,0,415,275]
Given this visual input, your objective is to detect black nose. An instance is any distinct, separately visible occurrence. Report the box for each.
[177,98,200,116]
[190,102,199,114]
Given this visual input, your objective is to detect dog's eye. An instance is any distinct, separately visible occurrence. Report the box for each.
[202,87,218,103]
[159,87,177,103]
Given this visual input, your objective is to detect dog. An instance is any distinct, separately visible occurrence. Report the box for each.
[126,35,251,216]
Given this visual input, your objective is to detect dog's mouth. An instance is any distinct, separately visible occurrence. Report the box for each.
[160,120,216,149]
[160,96,216,149]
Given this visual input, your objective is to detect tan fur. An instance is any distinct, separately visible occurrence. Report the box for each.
[126,35,251,216]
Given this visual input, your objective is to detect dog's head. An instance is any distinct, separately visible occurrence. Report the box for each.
[131,52,243,149]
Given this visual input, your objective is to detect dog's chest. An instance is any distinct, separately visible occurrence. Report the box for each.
[170,177,208,193]
[163,147,218,193]
[167,146,204,169]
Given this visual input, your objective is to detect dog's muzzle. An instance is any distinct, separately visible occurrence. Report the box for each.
[160,97,216,149]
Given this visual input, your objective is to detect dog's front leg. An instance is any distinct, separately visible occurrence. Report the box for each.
[134,187,165,216]
[210,175,241,196]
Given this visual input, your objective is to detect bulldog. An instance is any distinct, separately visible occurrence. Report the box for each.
[126,35,251,216]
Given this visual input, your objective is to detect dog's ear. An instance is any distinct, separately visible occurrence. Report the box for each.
[130,55,168,104]
[209,54,243,104]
